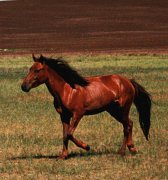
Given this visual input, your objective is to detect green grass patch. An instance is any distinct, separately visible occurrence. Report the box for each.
[0,54,168,179]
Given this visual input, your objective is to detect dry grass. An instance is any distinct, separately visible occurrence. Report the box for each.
[0,54,168,179]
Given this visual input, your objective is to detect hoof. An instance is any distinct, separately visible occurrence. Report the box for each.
[127,145,137,154]
[130,148,137,155]
[86,145,90,151]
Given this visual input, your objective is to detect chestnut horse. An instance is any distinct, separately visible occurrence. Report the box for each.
[21,55,151,159]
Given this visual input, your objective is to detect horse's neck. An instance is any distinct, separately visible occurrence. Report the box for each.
[45,69,67,98]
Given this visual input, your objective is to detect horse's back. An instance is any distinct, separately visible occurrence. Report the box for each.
[86,74,133,92]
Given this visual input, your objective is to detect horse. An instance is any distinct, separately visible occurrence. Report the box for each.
[21,54,151,159]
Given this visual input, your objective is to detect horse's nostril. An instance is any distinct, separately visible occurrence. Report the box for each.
[21,84,26,91]
[21,84,30,92]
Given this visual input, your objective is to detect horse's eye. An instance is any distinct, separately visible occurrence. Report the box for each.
[34,68,44,73]
[34,69,40,73]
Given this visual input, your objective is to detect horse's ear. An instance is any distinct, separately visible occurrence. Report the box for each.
[32,54,45,64]
[40,54,43,59]
[32,54,39,62]
[39,54,45,64]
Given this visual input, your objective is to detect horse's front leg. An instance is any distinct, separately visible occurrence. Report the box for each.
[68,113,90,151]
[56,113,71,160]
[59,121,69,159]
[58,113,90,160]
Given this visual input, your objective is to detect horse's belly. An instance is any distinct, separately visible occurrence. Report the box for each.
[85,106,107,115]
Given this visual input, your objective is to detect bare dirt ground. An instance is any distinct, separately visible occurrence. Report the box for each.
[0,0,168,55]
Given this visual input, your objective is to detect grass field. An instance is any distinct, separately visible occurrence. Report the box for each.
[0,54,168,179]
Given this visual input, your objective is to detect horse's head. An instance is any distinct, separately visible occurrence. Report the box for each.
[21,54,48,92]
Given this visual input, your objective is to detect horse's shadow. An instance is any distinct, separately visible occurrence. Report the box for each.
[8,150,118,161]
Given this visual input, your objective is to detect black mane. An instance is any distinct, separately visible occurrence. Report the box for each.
[40,56,89,88]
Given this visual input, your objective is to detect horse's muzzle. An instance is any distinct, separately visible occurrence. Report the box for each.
[21,84,30,92]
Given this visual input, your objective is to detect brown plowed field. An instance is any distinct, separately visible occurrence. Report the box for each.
[0,0,168,55]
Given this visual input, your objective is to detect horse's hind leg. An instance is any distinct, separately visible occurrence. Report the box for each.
[107,102,127,155]
[118,107,137,155]
[127,120,137,154]
[118,117,136,155]
[107,102,136,155]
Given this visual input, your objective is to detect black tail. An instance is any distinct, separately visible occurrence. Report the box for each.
[130,79,151,140]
